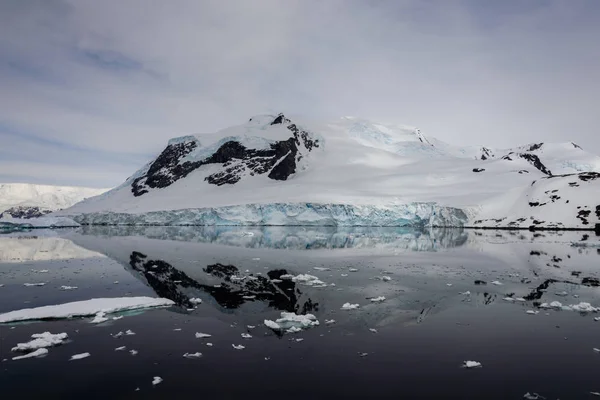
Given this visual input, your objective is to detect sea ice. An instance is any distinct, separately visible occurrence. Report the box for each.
[189,298,202,305]
[12,348,48,361]
[152,377,163,385]
[264,312,319,332]
[370,296,386,303]
[232,344,245,350]
[11,332,68,352]
[195,332,212,338]
[0,297,174,324]
[462,361,482,369]
[241,333,252,339]
[183,352,202,358]
[23,283,45,287]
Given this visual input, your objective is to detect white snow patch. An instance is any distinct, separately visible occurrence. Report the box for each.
[0,297,174,323]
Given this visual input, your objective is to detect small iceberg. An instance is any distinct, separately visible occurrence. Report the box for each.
[69,352,90,361]
[341,303,360,310]
[370,296,386,303]
[264,312,319,333]
[462,360,482,369]
[12,332,68,352]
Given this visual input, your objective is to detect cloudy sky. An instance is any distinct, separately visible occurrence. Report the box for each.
[1,0,599,188]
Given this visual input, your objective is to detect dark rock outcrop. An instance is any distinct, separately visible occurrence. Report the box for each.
[131,114,320,197]
[0,206,52,219]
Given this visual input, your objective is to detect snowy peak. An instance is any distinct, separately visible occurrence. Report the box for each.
[0,183,108,218]
[131,114,321,197]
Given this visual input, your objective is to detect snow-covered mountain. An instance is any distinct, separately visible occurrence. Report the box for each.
[0,183,109,219]
[61,114,600,230]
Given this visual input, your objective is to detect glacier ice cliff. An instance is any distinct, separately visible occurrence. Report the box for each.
[69,202,468,228]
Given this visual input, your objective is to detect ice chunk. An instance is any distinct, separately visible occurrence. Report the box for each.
[183,352,202,359]
[69,352,90,361]
[314,267,330,271]
[286,326,302,334]
[90,312,109,324]
[526,310,539,315]
[264,312,319,333]
[595,317,600,322]
[241,333,252,339]
[381,276,392,282]
[60,286,78,291]
[189,298,202,305]
[369,328,378,333]
[130,350,138,356]
[23,283,45,287]
[11,332,68,352]
[491,281,503,286]
[195,332,212,339]
[370,296,386,303]
[462,361,482,369]
[539,301,563,309]
[341,303,360,310]
[0,297,174,324]
[569,302,599,312]
[349,268,358,272]
[523,393,545,399]
[325,319,336,324]
[125,330,136,336]
[593,348,600,353]
[515,298,526,302]
[115,346,126,351]
[503,297,515,302]
[152,377,163,385]
[12,348,48,361]
[280,274,326,286]
[232,344,245,350]
[460,291,471,296]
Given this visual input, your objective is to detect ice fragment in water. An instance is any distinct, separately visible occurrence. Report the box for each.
[232,344,245,350]
[526,310,539,315]
[491,281,503,286]
[189,298,202,305]
[69,352,90,361]
[446,283,453,287]
[522,393,545,399]
[12,348,48,361]
[325,319,336,324]
[60,286,78,290]
[569,302,599,312]
[112,316,123,321]
[115,346,126,351]
[503,297,515,302]
[370,296,385,303]
[593,348,600,353]
[90,312,109,324]
[23,283,45,287]
[460,291,471,296]
[130,350,138,356]
[247,325,256,329]
[12,332,68,352]
[241,333,252,339]
[125,330,136,335]
[264,312,319,333]
[369,328,378,333]
[341,303,360,310]
[462,360,482,368]
[183,352,202,358]
[195,332,212,338]
[381,276,391,282]
[349,268,358,272]
[152,377,163,385]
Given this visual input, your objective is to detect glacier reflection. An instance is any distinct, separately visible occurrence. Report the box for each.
[77,225,469,251]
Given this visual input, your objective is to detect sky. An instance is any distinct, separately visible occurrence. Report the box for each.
[1,0,599,188]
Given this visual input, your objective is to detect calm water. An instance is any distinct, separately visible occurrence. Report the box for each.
[1,227,599,399]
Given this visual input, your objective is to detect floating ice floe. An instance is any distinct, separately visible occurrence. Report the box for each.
[252,258,261,261]
[569,302,599,312]
[491,281,503,286]
[183,352,202,359]
[152,376,163,385]
[241,333,252,339]
[325,319,336,325]
[591,392,600,397]
[446,283,453,287]
[523,393,545,399]
[195,332,212,339]
[341,303,360,310]
[539,301,564,310]
[515,298,526,302]
[232,344,245,350]
[359,352,368,357]
[247,325,256,329]
[90,312,109,324]
[69,352,90,361]
[279,274,326,287]
[189,298,202,305]
[313,267,330,271]
[460,291,471,296]
[556,291,569,297]
[264,312,319,333]
[381,276,392,282]
[462,361,482,369]
[595,317,600,322]
[12,332,68,352]
[526,310,539,315]
[125,330,136,336]
[206,343,213,346]
[113,316,123,321]
[115,346,126,351]
[130,350,138,356]
[341,274,348,277]
[60,286,78,291]
[593,348,599,353]
[23,283,45,287]
[0,297,175,324]
[503,297,515,302]
[348,268,358,272]
[12,348,48,361]
[369,328,378,333]
[370,296,386,303]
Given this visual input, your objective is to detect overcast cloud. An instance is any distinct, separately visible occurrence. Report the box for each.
[1,0,599,188]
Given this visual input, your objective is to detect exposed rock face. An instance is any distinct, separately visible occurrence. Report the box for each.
[502,152,552,176]
[132,114,320,197]
[0,206,52,219]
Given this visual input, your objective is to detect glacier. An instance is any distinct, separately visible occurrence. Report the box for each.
[70,202,468,228]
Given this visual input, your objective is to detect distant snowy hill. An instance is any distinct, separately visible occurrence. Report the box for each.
[61,114,600,230]
[0,183,108,219]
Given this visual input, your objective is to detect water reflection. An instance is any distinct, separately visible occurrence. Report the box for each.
[78,225,469,251]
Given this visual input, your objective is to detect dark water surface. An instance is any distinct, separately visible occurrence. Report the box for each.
[1,227,599,399]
